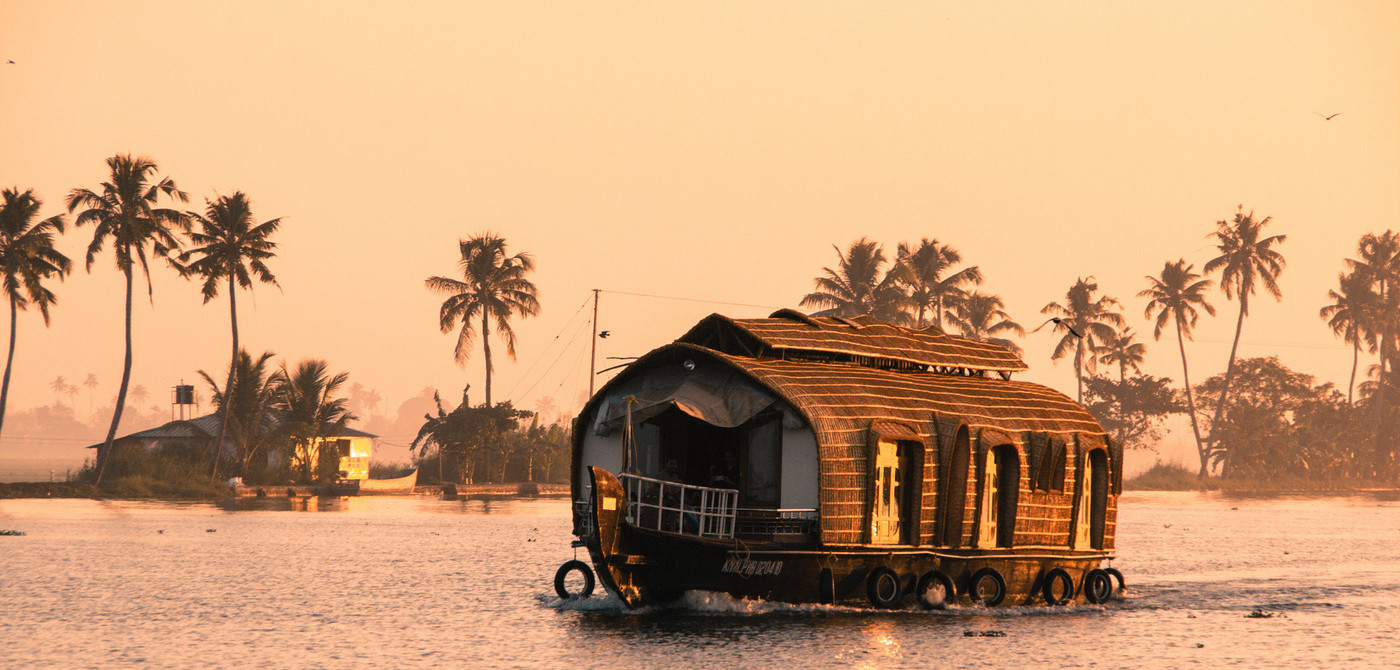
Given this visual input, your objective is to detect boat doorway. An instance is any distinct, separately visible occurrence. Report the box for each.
[977,444,1020,548]
[628,406,781,508]
[1075,448,1109,549]
[871,438,920,545]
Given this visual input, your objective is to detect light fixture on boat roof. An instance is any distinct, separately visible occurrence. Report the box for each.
[683,359,696,371]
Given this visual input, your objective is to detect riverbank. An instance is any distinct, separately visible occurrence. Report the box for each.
[0,480,570,500]
[1125,462,1398,493]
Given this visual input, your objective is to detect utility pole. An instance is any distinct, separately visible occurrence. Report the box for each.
[589,289,600,397]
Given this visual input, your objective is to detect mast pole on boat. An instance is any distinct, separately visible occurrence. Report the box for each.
[589,288,600,397]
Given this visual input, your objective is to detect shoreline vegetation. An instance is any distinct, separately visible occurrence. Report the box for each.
[3,461,1392,500]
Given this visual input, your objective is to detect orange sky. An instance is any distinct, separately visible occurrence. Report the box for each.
[2,1,1398,465]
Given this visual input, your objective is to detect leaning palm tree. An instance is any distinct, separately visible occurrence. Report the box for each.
[1040,277,1125,402]
[426,233,541,406]
[1347,232,1400,385]
[177,192,282,478]
[67,154,189,485]
[0,188,71,438]
[896,238,981,330]
[800,238,912,325]
[274,358,355,483]
[1320,270,1379,405]
[1140,259,1216,478]
[1097,328,1147,383]
[1202,206,1286,460]
[199,349,279,477]
[946,291,1024,356]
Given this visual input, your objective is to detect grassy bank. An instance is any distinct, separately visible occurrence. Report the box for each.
[1125,461,1397,492]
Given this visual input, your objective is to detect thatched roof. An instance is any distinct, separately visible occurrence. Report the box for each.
[618,343,1100,444]
[678,310,1027,374]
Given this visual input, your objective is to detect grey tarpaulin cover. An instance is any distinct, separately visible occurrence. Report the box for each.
[594,363,779,435]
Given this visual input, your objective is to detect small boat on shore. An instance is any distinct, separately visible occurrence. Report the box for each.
[336,467,419,495]
[556,310,1125,609]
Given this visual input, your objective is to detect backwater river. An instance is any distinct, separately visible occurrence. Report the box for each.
[1,491,1397,669]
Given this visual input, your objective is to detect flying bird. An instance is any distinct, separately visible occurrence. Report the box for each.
[5,60,14,65]
[1315,112,1342,121]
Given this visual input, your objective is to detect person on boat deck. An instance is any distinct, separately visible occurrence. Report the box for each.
[659,458,682,483]
[710,450,739,489]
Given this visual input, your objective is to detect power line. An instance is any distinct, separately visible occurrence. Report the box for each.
[598,289,783,311]
[504,295,593,399]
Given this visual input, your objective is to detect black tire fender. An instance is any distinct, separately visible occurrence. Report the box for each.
[1040,568,1074,606]
[866,566,903,609]
[1105,567,1125,594]
[554,559,595,600]
[916,570,956,610]
[1083,568,1113,604]
[968,567,1006,607]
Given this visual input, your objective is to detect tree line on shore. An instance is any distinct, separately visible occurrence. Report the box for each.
[798,212,1399,483]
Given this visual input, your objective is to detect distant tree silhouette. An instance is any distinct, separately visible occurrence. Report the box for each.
[1097,328,1147,383]
[1321,270,1379,405]
[0,187,70,439]
[1203,206,1285,466]
[426,233,540,406]
[800,237,911,325]
[946,291,1024,356]
[177,192,282,478]
[199,350,279,477]
[1140,259,1215,477]
[67,154,189,485]
[275,358,355,483]
[1041,277,1124,403]
[896,238,981,330]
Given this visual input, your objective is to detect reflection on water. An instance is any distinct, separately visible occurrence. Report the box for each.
[1,492,1397,669]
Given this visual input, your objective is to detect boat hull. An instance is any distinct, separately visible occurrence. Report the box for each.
[587,466,1114,609]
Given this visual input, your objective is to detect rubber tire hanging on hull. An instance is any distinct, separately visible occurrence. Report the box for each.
[1040,568,1074,606]
[1083,569,1114,604]
[916,570,956,610]
[866,567,903,609]
[554,560,596,600]
[1105,567,1125,593]
[968,567,1007,607]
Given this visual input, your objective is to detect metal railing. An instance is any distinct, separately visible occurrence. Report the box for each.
[620,473,738,539]
[734,508,819,536]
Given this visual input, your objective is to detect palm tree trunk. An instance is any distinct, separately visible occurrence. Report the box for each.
[1175,318,1208,478]
[1074,337,1084,403]
[0,297,17,438]
[482,311,492,406]
[1205,296,1248,473]
[211,275,237,480]
[1348,339,1358,405]
[96,266,135,487]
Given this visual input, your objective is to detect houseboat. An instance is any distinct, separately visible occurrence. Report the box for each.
[557,310,1124,609]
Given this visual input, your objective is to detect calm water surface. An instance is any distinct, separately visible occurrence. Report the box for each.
[1,491,1397,669]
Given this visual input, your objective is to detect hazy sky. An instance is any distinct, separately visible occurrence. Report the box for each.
[2,1,1397,462]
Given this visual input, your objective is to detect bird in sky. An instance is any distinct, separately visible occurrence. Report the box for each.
[1316,112,1342,121]
[5,60,15,65]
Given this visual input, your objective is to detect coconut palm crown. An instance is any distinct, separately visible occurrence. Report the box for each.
[800,237,912,326]
[896,238,981,330]
[1139,258,1215,477]
[426,233,541,406]
[1040,277,1124,403]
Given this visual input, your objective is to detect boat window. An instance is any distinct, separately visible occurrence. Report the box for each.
[630,423,661,476]
[1075,449,1110,550]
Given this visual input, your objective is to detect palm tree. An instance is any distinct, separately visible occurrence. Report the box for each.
[177,192,282,477]
[0,188,70,437]
[199,349,279,476]
[896,238,981,330]
[1041,277,1125,402]
[51,375,69,407]
[946,291,1024,356]
[1140,259,1216,477]
[275,358,355,482]
[1320,271,1379,405]
[800,238,912,325]
[131,384,150,407]
[1346,231,1400,474]
[82,373,98,415]
[67,154,189,484]
[1097,328,1147,383]
[1203,206,1286,461]
[426,234,541,406]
